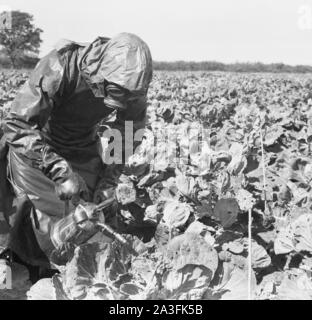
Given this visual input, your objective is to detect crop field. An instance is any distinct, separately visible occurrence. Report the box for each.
[1,70,312,300]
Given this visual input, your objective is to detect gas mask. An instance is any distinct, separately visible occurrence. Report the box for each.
[103,82,147,113]
[103,83,129,111]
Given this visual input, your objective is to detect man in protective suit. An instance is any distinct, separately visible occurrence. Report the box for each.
[0,33,153,280]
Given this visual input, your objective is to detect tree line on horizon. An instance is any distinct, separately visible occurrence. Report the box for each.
[1,56,312,74]
[153,61,312,73]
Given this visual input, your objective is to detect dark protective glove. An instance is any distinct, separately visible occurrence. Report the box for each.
[55,172,90,202]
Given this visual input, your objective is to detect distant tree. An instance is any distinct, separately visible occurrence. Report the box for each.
[0,10,42,68]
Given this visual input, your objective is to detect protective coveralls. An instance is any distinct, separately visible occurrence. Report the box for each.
[0,33,153,268]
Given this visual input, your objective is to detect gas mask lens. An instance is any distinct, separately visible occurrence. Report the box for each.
[104,83,129,110]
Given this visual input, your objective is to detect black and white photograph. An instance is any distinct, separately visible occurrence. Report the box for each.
[0,0,312,302]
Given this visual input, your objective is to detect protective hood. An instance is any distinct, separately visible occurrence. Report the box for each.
[79,33,153,97]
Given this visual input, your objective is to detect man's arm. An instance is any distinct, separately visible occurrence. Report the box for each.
[3,50,74,183]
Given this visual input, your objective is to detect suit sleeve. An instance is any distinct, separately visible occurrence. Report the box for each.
[3,50,74,183]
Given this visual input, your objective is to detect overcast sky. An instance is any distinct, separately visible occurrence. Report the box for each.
[2,0,312,65]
